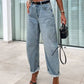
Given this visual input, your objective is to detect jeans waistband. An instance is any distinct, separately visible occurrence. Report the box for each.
[32,0,50,5]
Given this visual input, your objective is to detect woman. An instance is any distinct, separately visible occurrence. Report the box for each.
[26,0,66,84]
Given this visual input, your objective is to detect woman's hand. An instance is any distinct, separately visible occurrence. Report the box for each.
[26,0,31,14]
[61,13,66,25]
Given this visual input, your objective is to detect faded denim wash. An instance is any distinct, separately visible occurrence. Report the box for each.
[26,2,60,77]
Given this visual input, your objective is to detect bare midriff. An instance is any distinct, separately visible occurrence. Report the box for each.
[32,0,45,2]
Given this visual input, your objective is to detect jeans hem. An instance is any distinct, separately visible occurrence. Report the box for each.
[31,67,40,74]
[50,73,60,77]
[48,71,60,77]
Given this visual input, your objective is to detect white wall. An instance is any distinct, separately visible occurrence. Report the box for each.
[2,0,12,42]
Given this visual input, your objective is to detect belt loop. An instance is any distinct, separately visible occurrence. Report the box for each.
[31,2,33,5]
[40,1,42,5]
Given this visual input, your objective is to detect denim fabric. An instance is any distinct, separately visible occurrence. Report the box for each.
[26,2,60,77]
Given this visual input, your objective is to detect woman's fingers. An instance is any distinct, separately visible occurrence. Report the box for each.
[61,14,66,25]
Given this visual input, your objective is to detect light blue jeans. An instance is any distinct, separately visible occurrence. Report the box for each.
[26,2,60,77]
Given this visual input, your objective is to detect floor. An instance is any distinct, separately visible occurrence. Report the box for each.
[0,40,84,84]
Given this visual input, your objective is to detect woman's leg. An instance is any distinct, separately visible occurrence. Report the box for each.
[53,77,59,84]
[39,3,60,84]
[30,71,39,84]
[26,5,40,84]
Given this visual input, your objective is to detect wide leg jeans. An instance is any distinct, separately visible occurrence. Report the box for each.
[26,2,60,77]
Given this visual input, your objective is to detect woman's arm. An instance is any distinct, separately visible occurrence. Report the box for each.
[56,0,66,24]
[26,0,31,13]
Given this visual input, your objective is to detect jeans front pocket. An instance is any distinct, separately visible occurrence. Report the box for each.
[28,3,34,15]
[42,3,54,17]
